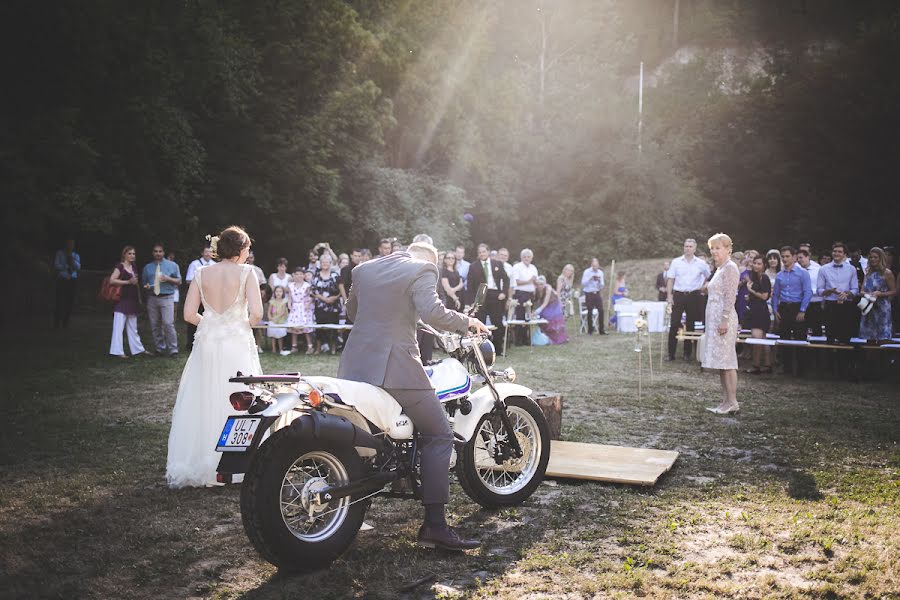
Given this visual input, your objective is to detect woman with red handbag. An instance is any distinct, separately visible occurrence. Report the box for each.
[109,245,146,358]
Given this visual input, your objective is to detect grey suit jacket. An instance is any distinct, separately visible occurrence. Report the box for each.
[337,252,470,390]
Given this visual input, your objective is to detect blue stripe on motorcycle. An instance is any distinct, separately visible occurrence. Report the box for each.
[437,379,471,399]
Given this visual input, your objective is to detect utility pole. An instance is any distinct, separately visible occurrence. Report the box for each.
[638,61,644,156]
[673,0,680,49]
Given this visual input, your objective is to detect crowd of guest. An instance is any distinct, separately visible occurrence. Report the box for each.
[661,238,898,381]
[78,237,572,358]
[51,233,897,368]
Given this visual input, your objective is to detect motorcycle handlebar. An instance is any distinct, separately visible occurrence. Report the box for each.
[416,321,489,351]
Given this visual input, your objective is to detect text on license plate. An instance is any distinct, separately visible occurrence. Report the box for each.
[216,417,261,451]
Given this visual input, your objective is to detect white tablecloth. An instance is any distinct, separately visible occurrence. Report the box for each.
[614,301,667,333]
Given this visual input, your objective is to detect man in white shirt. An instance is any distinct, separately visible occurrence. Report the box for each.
[666,238,711,361]
[466,244,511,354]
[510,249,539,344]
[580,258,606,334]
[797,249,823,336]
[185,245,215,351]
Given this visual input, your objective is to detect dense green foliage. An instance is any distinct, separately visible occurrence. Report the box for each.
[3,1,898,280]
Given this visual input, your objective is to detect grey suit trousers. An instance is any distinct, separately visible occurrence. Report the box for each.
[385,388,452,505]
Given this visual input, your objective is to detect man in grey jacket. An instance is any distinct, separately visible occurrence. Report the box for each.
[338,241,489,550]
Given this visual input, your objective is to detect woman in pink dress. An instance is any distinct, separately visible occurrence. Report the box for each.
[702,233,740,414]
[286,266,316,354]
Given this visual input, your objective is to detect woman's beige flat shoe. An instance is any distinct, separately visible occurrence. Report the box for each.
[706,404,740,414]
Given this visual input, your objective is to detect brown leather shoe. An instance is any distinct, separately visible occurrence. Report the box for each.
[417,524,480,551]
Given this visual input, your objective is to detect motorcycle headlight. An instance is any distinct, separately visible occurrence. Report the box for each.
[479,339,496,368]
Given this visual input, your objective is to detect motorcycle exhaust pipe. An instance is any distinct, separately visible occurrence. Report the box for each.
[317,471,399,503]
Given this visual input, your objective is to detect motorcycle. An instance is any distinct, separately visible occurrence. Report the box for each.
[213,285,551,572]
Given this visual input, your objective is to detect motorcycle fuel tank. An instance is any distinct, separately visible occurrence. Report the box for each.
[426,358,472,401]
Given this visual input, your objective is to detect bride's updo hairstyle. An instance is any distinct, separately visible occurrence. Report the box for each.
[215,226,252,260]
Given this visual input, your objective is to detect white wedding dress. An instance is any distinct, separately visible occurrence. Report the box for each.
[166,264,261,488]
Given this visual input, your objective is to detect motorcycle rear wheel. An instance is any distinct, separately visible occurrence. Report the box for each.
[241,427,366,572]
[457,395,550,508]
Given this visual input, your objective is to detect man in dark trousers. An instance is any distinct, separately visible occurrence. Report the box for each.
[53,238,81,328]
[772,246,812,375]
[338,241,489,551]
[465,243,511,355]
[581,257,606,335]
[666,239,711,360]
[184,245,214,351]
[340,248,363,352]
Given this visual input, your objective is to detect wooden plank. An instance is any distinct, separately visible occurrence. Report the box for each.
[546,440,678,486]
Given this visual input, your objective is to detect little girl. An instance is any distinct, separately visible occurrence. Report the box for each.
[267,286,290,354]
[286,267,316,354]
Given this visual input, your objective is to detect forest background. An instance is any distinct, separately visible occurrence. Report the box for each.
[4,1,899,300]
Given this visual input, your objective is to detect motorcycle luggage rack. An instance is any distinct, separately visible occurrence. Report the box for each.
[228,371,302,384]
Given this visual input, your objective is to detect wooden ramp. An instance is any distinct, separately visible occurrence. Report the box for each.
[546,440,679,486]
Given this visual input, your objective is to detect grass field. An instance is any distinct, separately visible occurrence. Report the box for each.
[1,311,898,599]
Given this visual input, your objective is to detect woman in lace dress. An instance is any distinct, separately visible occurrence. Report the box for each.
[166,226,264,488]
[702,233,741,414]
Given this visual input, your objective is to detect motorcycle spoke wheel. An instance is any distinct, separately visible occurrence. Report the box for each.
[473,406,541,494]
[279,451,351,542]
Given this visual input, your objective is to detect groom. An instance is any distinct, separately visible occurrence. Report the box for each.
[338,241,489,551]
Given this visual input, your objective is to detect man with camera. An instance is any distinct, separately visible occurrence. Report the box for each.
[581,257,606,335]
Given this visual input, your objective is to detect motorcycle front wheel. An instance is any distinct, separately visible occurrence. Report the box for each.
[457,395,550,508]
[240,428,366,572]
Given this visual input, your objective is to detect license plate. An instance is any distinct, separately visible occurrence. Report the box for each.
[216,416,262,452]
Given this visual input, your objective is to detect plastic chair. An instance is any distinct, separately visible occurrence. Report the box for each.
[577,294,600,334]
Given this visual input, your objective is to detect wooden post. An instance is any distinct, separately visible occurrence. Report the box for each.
[638,344,642,401]
[660,328,665,370]
[533,392,563,440]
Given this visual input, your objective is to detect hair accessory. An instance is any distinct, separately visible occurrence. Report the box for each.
[205,234,220,255]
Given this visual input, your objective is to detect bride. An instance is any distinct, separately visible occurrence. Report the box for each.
[166,226,264,488]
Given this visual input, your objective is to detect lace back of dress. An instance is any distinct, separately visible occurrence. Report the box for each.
[196,265,250,320]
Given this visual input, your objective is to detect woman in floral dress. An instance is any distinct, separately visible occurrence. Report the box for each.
[859,247,896,342]
[556,264,575,318]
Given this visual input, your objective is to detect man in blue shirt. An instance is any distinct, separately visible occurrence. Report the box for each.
[772,246,812,373]
[817,241,860,344]
[142,243,182,356]
[772,246,812,374]
[53,238,81,328]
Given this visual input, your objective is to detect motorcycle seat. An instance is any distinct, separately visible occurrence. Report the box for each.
[302,376,404,435]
